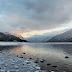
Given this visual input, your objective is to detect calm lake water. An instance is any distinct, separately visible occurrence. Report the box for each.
[0,42,72,72]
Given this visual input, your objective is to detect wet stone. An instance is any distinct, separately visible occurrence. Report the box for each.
[17,55,18,57]
[0,69,5,72]
[35,70,40,72]
[51,71,55,72]
[65,56,69,58]
[20,57,23,58]
[29,58,32,59]
[23,53,26,54]
[7,70,10,72]
[35,66,40,70]
[35,61,38,63]
[40,59,45,63]
[14,65,18,69]
[47,64,51,66]
[52,66,57,68]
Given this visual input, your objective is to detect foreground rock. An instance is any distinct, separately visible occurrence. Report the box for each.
[0,53,46,72]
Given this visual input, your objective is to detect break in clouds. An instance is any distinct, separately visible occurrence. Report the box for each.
[0,0,72,33]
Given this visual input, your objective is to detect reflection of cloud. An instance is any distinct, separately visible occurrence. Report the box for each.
[21,43,70,60]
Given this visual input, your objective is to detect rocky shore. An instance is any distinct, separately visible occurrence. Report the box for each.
[0,53,47,72]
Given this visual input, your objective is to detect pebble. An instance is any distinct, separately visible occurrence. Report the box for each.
[35,66,40,70]
[14,65,18,69]
[51,71,55,72]
[35,70,40,72]
[35,61,38,63]
[0,69,5,72]
[65,56,69,58]
[0,53,46,72]
[7,70,10,72]
[16,70,19,72]
[40,59,45,63]
[24,60,31,64]
[29,58,32,59]
[11,62,15,65]
[23,53,26,54]
[17,55,18,57]
[52,66,57,68]
[47,64,51,65]
[30,67,34,70]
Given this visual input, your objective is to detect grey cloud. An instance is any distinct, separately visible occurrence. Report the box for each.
[0,0,72,34]
[24,0,72,26]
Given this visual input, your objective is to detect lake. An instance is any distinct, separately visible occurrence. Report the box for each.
[0,42,72,72]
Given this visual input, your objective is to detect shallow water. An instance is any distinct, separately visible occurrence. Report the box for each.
[0,42,72,72]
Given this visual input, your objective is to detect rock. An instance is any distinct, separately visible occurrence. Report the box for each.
[30,67,34,70]
[7,70,10,72]
[24,60,31,65]
[52,66,57,68]
[11,62,15,65]
[0,69,5,72]
[35,70,40,72]
[40,59,45,63]
[23,53,26,54]
[47,64,51,65]
[35,61,38,63]
[14,65,18,69]
[29,58,32,59]
[65,56,69,58]
[51,71,55,72]
[20,57,23,58]
[16,70,19,72]
[17,55,18,57]
[35,66,40,70]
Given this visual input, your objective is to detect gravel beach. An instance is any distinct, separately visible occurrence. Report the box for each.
[0,53,46,72]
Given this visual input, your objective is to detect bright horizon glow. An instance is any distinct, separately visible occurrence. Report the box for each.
[21,21,72,38]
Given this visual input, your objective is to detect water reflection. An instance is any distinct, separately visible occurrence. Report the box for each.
[0,43,72,72]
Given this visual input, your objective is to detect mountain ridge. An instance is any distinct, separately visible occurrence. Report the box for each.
[48,29,72,42]
[0,32,27,42]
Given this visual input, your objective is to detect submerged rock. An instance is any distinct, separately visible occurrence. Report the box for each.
[52,66,57,68]
[47,64,51,65]
[65,56,69,58]
[23,53,26,54]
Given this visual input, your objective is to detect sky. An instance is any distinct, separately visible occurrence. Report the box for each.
[0,0,72,38]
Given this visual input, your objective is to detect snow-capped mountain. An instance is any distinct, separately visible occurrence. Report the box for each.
[48,29,72,42]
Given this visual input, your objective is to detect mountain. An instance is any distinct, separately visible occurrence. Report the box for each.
[48,29,72,42]
[0,32,27,42]
[26,35,52,42]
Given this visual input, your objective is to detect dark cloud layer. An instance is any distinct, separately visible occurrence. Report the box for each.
[0,0,72,34]
[24,0,72,26]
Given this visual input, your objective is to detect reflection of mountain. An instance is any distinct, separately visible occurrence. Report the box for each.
[48,30,72,42]
[51,44,72,55]
[27,43,72,55]
[0,32,27,42]
[26,34,52,42]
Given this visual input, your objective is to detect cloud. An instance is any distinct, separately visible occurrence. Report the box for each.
[0,0,72,37]
[24,0,72,26]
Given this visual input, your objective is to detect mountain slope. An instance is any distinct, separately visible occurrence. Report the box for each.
[48,30,72,42]
[0,32,27,42]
